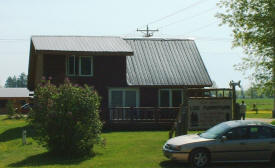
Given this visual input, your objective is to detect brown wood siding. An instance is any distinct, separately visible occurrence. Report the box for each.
[27,43,36,91]
[43,55,127,120]
[140,87,158,107]
[0,97,30,114]
[43,54,66,85]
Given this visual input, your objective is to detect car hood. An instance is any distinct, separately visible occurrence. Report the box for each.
[166,134,212,146]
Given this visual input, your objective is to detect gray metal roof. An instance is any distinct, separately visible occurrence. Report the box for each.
[31,36,133,56]
[0,88,31,98]
[125,38,212,86]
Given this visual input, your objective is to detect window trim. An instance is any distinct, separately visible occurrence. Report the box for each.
[158,89,184,107]
[108,88,140,108]
[66,56,94,77]
[79,56,93,76]
[66,55,76,76]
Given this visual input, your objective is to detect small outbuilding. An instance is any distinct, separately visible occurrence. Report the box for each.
[0,88,32,114]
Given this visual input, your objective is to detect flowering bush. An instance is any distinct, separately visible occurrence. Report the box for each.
[29,79,102,156]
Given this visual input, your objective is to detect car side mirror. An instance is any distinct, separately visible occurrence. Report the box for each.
[220,136,227,142]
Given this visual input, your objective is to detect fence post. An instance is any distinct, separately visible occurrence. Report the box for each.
[130,107,134,121]
[154,108,160,123]
[176,89,189,136]
[22,130,27,145]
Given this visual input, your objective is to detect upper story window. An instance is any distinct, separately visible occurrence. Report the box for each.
[66,56,93,76]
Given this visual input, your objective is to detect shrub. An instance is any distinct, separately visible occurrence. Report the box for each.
[28,79,102,156]
[271,120,275,125]
[7,100,15,118]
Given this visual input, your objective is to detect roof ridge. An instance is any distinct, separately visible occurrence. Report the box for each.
[31,35,122,38]
[123,37,194,41]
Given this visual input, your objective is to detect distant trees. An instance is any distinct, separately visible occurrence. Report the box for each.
[5,73,27,88]
[236,86,274,99]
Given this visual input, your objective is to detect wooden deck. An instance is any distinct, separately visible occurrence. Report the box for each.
[104,107,179,130]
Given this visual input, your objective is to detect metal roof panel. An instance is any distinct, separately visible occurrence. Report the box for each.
[124,38,212,86]
[31,36,133,55]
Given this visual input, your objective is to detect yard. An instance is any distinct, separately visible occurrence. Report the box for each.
[237,98,273,118]
[1,115,275,168]
[0,115,189,168]
[237,98,273,111]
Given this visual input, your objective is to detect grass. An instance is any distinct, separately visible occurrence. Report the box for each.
[246,110,273,119]
[237,98,273,111]
[237,98,273,119]
[0,115,199,168]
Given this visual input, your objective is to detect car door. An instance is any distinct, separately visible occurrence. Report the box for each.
[243,126,274,161]
[212,126,250,162]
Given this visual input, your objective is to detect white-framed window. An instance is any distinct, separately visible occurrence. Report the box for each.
[108,88,140,108]
[66,56,93,76]
[158,89,185,107]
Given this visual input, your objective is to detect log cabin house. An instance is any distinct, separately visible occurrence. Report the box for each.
[28,36,215,130]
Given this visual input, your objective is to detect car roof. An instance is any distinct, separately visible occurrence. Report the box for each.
[222,120,273,128]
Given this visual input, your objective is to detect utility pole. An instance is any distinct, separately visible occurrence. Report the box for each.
[137,25,159,37]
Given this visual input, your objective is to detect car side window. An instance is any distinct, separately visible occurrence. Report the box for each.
[225,127,248,140]
[272,128,275,138]
[248,126,272,139]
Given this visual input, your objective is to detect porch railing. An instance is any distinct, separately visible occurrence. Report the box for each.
[108,107,180,122]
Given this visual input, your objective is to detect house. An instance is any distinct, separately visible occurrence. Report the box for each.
[28,36,214,129]
[0,88,32,114]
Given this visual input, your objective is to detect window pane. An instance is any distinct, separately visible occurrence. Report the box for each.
[125,91,137,107]
[80,57,92,75]
[75,56,79,75]
[249,127,272,139]
[226,127,248,140]
[172,90,182,107]
[67,56,75,75]
[259,127,272,139]
[111,91,123,107]
[160,90,169,107]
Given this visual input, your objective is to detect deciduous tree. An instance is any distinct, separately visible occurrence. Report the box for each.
[216,0,275,115]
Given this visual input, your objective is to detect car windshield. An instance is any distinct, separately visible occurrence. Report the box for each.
[199,122,230,139]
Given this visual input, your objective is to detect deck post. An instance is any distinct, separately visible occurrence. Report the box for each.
[154,108,160,123]
[176,88,189,136]
[130,107,134,121]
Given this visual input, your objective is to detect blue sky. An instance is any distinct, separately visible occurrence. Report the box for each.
[0,0,249,89]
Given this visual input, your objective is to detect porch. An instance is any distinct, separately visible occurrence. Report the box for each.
[104,107,180,130]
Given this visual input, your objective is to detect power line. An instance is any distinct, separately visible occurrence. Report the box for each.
[158,7,216,29]
[0,38,28,40]
[147,0,211,26]
[0,38,29,43]
[185,21,217,34]
[125,0,212,37]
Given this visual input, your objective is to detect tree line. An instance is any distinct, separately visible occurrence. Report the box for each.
[4,72,27,88]
[236,87,274,99]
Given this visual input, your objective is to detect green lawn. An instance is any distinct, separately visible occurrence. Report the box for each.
[0,115,197,168]
[246,111,272,118]
[236,98,273,119]
[237,98,273,111]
